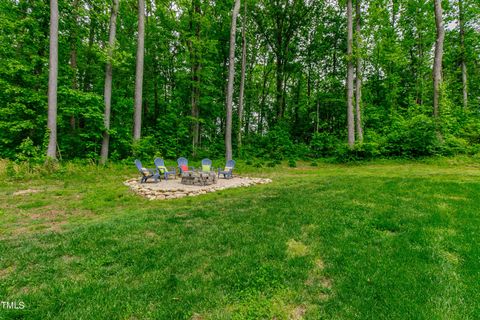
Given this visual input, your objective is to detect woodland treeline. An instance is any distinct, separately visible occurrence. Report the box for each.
[1,0,479,163]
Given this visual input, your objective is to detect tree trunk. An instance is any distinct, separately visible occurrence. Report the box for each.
[100,0,119,165]
[459,0,468,109]
[237,0,247,149]
[225,0,241,161]
[275,57,285,120]
[433,0,444,119]
[346,0,355,147]
[355,0,363,142]
[258,64,271,136]
[69,0,79,130]
[83,4,96,92]
[133,0,145,141]
[189,0,201,156]
[46,0,59,160]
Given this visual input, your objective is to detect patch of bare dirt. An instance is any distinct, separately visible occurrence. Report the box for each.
[191,313,204,320]
[305,256,333,301]
[290,305,307,320]
[13,189,40,196]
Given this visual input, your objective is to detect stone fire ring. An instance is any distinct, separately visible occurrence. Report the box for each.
[124,176,273,200]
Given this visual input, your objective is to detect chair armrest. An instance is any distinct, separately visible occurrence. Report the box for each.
[143,168,155,175]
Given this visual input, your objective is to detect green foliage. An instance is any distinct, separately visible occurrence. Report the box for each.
[441,135,471,156]
[262,124,296,160]
[384,114,440,157]
[287,159,297,167]
[335,142,381,162]
[310,132,340,158]
[253,160,264,168]
[132,137,162,162]
[0,0,479,163]
[15,137,44,163]
[266,161,277,168]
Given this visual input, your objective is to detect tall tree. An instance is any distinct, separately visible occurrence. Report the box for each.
[46,0,59,160]
[100,0,120,164]
[433,0,444,119]
[252,1,312,122]
[189,0,201,156]
[347,0,355,147]
[459,0,468,109]
[355,0,363,142]
[133,0,145,141]
[225,0,241,161]
[237,0,247,149]
[69,0,79,130]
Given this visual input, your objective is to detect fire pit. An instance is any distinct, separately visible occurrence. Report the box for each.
[181,171,218,186]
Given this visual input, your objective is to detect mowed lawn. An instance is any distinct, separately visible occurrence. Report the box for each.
[0,159,479,319]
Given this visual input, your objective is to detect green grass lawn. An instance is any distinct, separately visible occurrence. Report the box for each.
[1,158,479,319]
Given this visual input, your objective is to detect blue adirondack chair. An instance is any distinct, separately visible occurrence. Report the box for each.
[218,159,235,179]
[135,159,159,183]
[177,157,195,175]
[154,158,176,180]
[200,158,213,172]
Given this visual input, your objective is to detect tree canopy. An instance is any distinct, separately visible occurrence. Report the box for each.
[1,0,479,162]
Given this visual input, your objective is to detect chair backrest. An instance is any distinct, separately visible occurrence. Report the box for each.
[225,159,236,169]
[134,159,143,171]
[201,158,212,172]
[177,157,188,166]
[154,158,165,168]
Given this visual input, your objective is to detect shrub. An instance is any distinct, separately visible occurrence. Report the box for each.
[253,160,264,168]
[262,124,296,160]
[384,114,440,157]
[440,135,470,156]
[288,159,297,167]
[132,136,162,161]
[310,132,339,157]
[335,142,381,162]
[266,161,277,168]
[15,137,44,163]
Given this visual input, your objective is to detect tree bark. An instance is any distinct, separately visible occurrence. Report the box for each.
[433,0,444,119]
[133,0,145,141]
[83,4,96,92]
[459,0,468,109]
[346,0,355,147]
[189,0,201,156]
[355,0,363,142]
[225,0,241,161]
[69,0,79,130]
[46,0,59,160]
[258,64,271,136]
[275,57,285,120]
[237,0,247,149]
[100,0,119,164]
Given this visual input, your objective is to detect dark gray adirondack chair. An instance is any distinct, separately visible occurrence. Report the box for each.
[218,159,235,179]
[135,159,159,183]
[154,158,176,180]
[177,157,195,175]
[200,158,213,172]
